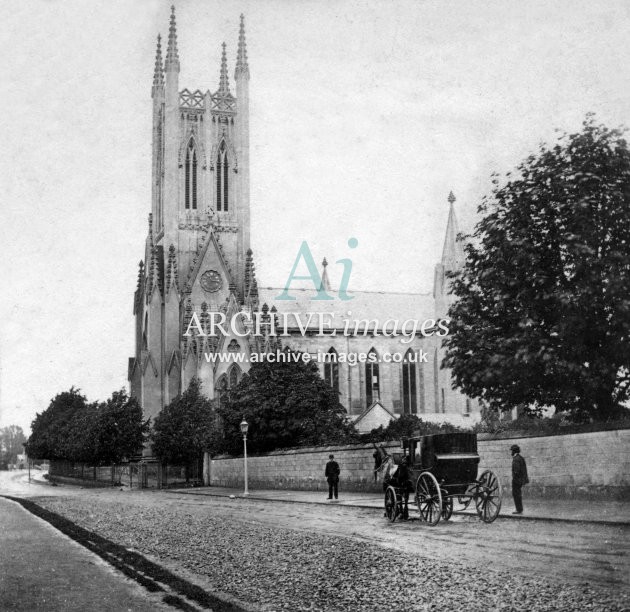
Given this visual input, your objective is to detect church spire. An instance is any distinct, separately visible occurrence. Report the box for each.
[235,14,249,79]
[134,260,145,314]
[217,42,231,96]
[165,5,180,72]
[244,248,254,294]
[244,248,259,307]
[319,258,332,292]
[441,191,464,270]
[152,34,164,94]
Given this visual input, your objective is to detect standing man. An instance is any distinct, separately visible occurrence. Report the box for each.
[510,444,529,514]
[325,454,340,500]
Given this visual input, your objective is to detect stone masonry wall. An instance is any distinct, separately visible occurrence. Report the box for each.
[210,443,400,493]
[476,429,630,500]
[209,429,630,499]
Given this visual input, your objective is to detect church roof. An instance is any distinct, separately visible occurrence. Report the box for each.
[257,287,435,331]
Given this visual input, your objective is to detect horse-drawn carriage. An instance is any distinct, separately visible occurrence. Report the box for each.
[379,432,502,525]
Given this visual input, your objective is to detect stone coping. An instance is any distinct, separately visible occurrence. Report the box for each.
[212,428,629,460]
[211,441,400,461]
[477,427,630,441]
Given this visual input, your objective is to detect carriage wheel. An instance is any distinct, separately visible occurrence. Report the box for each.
[415,472,442,526]
[441,496,453,521]
[384,486,399,523]
[475,470,502,523]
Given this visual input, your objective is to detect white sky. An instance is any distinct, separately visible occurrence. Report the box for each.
[1,0,629,433]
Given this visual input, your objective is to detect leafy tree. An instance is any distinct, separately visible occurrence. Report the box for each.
[217,351,356,455]
[62,402,98,462]
[152,377,215,466]
[26,388,90,460]
[26,388,148,464]
[444,116,630,422]
[0,425,27,467]
[92,390,149,464]
[363,415,466,442]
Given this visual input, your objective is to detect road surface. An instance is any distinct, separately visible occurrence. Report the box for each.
[1,470,627,611]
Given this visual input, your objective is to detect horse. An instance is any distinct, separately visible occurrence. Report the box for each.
[373,444,397,489]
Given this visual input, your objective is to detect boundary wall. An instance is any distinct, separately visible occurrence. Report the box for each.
[209,430,630,499]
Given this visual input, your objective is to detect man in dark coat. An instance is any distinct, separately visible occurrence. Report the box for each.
[510,444,529,514]
[325,454,340,500]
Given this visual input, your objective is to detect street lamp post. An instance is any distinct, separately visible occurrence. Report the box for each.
[240,418,249,496]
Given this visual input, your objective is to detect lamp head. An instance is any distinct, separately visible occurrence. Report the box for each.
[240,418,249,436]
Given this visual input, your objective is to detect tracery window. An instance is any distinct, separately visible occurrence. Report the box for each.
[185,139,198,210]
[434,348,439,412]
[402,350,417,415]
[365,348,380,407]
[142,313,148,350]
[216,375,227,408]
[216,141,229,211]
[156,110,164,229]
[324,348,339,395]
[229,364,241,389]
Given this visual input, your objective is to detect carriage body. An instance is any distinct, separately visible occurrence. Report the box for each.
[383,432,502,525]
[404,432,480,496]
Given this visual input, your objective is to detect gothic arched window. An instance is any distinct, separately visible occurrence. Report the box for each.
[156,110,164,229]
[185,139,198,210]
[434,348,439,413]
[216,375,228,408]
[324,348,339,395]
[216,141,229,211]
[365,348,379,407]
[142,313,148,350]
[229,365,241,389]
[402,350,417,415]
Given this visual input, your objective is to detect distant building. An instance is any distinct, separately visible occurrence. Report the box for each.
[128,8,480,451]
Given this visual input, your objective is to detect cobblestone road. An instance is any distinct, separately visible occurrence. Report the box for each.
[3,472,627,612]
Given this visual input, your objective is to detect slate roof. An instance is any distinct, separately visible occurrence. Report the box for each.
[257,288,435,331]
[353,400,397,424]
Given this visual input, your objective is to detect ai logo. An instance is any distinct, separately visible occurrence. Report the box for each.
[275,238,359,301]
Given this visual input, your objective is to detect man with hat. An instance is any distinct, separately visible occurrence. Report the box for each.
[510,444,529,514]
[325,454,340,500]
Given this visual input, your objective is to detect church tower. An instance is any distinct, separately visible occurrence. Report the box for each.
[129,8,259,425]
[128,7,479,440]
[433,191,477,418]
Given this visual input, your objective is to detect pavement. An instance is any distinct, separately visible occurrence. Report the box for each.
[16,470,630,525]
[170,485,630,526]
[0,496,171,612]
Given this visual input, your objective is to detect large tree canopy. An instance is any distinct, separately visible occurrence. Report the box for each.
[27,388,147,463]
[27,388,91,461]
[92,390,148,464]
[217,352,356,455]
[151,377,215,465]
[444,117,630,422]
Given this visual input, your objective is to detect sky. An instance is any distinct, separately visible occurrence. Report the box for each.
[1,0,629,433]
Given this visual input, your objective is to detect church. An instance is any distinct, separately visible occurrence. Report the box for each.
[128,7,480,439]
